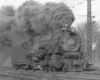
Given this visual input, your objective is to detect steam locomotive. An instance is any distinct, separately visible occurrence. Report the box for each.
[11,26,87,72]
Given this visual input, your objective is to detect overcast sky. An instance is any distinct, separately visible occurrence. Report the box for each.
[0,0,100,26]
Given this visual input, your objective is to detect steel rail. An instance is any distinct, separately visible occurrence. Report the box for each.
[0,71,100,80]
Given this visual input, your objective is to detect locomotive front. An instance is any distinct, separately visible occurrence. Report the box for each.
[59,27,84,71]
[29,27,85,72]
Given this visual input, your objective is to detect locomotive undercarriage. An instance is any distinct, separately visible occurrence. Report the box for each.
[13,51,85,72]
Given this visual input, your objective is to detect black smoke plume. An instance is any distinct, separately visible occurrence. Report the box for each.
[0,1,75,66]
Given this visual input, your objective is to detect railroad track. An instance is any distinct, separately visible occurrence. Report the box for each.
[0,70,100,80]
[0,67,100,80]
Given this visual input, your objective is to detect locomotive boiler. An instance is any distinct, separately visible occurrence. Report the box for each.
[11,26,86,72]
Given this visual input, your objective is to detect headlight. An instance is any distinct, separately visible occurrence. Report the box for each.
[71,27,76,32]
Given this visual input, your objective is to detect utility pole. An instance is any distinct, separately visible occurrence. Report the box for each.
[87,0,92,65]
